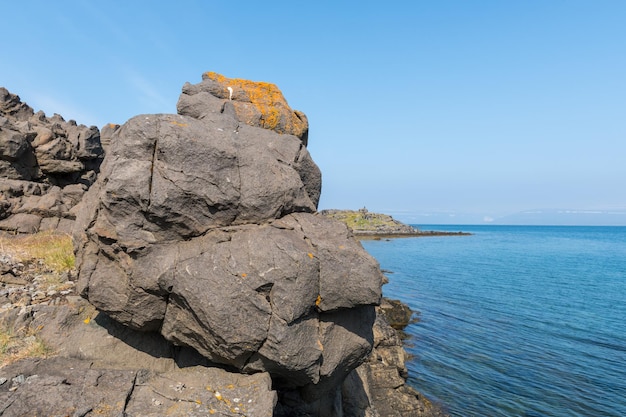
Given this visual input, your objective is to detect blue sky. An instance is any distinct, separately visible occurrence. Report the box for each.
[3,1,626,224]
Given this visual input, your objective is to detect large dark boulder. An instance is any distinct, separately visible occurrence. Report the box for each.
[73,73,382,400]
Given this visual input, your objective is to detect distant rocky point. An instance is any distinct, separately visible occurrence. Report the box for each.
[321,208,471,238]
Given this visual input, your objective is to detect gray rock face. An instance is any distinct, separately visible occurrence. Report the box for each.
[0,75,445,416]
[0,300,277,417]
[0,357,138,417]
[0,87,104,233]
[340,305,449,417]
[73,74,382,398]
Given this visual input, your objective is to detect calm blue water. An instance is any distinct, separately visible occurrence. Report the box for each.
[361,225,626,417]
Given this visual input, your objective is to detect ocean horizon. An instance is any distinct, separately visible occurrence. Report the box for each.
[361,225,626,417]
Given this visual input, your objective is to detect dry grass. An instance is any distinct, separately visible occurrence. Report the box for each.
[0,231,75,273]
[322,210,398,231]
[0,324,54,366]
[0,231,68,365]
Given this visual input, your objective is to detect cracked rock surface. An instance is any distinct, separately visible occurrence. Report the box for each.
[0,299,276,417]
[72,73,383,398]
[1,73,448,416]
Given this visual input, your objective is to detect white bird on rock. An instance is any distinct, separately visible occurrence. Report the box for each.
[227,86,233,100]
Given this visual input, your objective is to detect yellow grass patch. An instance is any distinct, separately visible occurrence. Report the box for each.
[0,231,75,273]
[0,324,54,366]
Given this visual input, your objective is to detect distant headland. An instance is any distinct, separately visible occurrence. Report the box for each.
[320,208,471,238]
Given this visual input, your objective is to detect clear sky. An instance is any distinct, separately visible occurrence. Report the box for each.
[3,1,626,224]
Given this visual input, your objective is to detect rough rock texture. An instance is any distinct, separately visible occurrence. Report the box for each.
[338,302,447,417]
[72,73,383,405]
[0,74,448,416]
[178,71,309,144]
[0,251,444,416]
[0,88,103,233]
[381,297,416,330]
[0,357,138,417]
[0,293,444,417]
[0,298,276,416]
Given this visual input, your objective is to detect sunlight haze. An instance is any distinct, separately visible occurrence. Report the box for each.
[2,1,625,225]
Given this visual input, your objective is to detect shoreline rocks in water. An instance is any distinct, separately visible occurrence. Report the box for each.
[0,74,449,416]
[320,208,471,238]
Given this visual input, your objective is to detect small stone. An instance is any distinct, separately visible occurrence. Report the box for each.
[12,375,25,385]
[25,375,39,383]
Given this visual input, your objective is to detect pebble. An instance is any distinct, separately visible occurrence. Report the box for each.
[12,375,25,385]
[0,255,77,311]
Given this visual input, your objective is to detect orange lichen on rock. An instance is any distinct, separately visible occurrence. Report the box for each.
[202,71,308,143]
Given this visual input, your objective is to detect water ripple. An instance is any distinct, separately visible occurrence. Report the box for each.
[363,225,626,417]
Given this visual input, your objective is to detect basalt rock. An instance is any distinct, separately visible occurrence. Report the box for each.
[0,87,104,233]
[178,71,309,145]
[340,303,448,417]
[73,73,383,405]
[0,299,277,417]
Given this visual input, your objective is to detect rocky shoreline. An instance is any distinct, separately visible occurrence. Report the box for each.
[1,74,449,416]
[0,237,447,416]
[321,209,471,239]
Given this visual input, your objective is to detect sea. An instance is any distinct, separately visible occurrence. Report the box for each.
[360,225,626,417]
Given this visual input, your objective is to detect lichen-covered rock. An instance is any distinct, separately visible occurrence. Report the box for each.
[178,72,309,144]
[73,73,382,400]
[0,87,104,233]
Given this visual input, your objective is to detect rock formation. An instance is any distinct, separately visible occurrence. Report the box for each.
[72,72,383,411]
[0,73,448,416]
[0,88,104,233]
[321,208,472,238]
[179,71,309,144]
[321,208,421,236]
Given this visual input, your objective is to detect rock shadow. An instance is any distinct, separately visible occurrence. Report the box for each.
[93,310,214,369]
